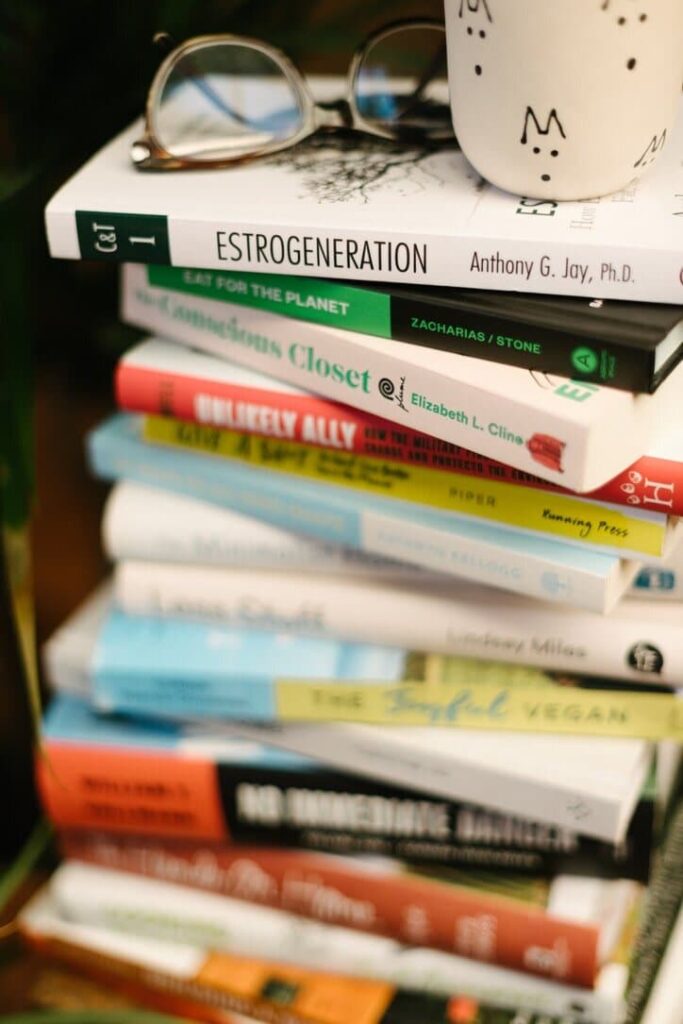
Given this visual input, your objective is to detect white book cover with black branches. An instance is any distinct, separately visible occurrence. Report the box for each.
[45,70,683,303]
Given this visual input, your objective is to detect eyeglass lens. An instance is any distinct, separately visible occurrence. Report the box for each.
[154,43,305,160]
[355,25,451,140]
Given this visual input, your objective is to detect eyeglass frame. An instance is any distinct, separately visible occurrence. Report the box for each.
[131,18,451,171]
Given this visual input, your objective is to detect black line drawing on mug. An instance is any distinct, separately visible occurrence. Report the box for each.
[520,108,566,183]
[600,1,649,70]
[459,0,493,76]
[459,0,493,22]
[633,129,667,167]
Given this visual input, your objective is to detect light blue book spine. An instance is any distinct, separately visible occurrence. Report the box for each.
[43,693,323,771]
[92,609,406,720]
[87,415,634,612]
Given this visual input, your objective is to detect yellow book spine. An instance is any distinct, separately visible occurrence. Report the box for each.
[274,678,683,740]
[142,417,668,556]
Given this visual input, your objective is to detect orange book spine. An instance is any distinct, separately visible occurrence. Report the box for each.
[21,929,405,1024]
[36,742,229,841]
[62,830,600,986]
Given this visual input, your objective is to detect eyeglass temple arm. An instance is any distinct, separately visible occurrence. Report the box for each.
[315,98,354,130]
[396,45,448,120]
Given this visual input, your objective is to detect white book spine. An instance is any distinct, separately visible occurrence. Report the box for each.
[107,478,683,601]
[46,192,683,307]
[121,263,676,493]
[43,102,683,304]
[114,562,683,686]
[40,863,624,1024]
[111,519,635,615]
[110,508,635,616]
[103,482,431,582]
[217,720,636,845]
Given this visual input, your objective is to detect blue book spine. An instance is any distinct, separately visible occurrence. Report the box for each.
[87,415,629,611]
[42,693,316,769]
[92,608,405,720]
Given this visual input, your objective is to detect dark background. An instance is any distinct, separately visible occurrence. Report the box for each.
[0,0,442,864]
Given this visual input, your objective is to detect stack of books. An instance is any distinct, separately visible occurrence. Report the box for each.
[21,84,683,1024]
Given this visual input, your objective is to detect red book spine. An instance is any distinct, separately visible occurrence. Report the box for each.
[116,361,683,514]
[62,831,601,987]
[584,456,683,514]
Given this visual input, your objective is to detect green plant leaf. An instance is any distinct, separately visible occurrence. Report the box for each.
[0,818,52,917]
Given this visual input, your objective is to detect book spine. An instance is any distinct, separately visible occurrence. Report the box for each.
[52,859,603,987]
[60,805,653,892]
[148,265,656,392]
[141,415,671,558]
[20,915,589,1024]
[220,721,631,845]
[122,264,637,494]
[89,417,634,613]
[102,482,429,581]
[18,929,247,1024]
[57,207,683,303]
[93,589,683,739]
[103,481,680,600]
[590,453,683,515]
[114,561,683,688]
[270,680,683,739]
[112,562,683,688]
[116,352,683,517]
[40,737,652,881]
[39,709,627,845]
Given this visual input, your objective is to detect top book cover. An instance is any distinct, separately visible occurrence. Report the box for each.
[44,77,683,304]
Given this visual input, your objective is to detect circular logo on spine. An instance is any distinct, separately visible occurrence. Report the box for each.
[626,642,664,675]
[378,378,395,400]
[571,346,599,374]
[540,571,571,597]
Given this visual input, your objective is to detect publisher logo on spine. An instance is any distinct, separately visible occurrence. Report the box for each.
[540,572,571,598]
[378,376,408,413]
[626,642,664,675]
[378,378,396,400]
[76,210,170,264]
[526,434,566,473]
[571,346,599,375]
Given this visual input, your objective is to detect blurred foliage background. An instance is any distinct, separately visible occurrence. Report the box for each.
[0,0,443,860]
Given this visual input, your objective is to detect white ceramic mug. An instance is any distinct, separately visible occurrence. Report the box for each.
[445,0,683,200]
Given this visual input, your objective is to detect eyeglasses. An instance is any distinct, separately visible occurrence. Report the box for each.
[131,19,453,171]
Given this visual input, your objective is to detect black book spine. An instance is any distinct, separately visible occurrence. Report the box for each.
[217,763,653,882]
[389,293,655,392]
[143,266,664,393]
